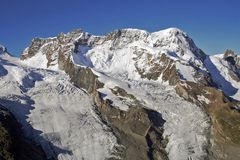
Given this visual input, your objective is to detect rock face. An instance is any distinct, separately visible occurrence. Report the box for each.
[15,27,240,160]
[223,49,240,81]
[0,45,7,54]
[63,57,168,160]
[0,106,47,160]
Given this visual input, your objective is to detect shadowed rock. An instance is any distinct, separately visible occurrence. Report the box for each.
[0,106,47,160]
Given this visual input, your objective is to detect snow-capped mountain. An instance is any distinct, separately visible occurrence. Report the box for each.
[21,28,207,84]
[1,27,240,160]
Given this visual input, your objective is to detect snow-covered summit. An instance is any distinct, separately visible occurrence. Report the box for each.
[20,27,240,100]
[87,27,206,82]
[105,27,205,62]
[19,27,210,86]
[151,27,206,60]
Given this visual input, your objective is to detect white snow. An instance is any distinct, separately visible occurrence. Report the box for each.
[73,29,202,82]
[21,28,206,84]
[54,27,205,83]
[176,61,197,82]
[21,51,59,71]
[0,53,117,160]
[197,95,210,104]
[72,45,92,67]
[151,28,204,64]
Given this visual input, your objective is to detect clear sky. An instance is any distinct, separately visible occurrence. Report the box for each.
[0,0,239,56]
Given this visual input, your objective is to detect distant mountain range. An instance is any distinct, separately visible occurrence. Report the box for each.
[0,28,239,160]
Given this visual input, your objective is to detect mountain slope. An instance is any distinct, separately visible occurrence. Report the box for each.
[1,27,240,160]
[0,51,117,160]
[19,28,212,160]
[204,50,240,100]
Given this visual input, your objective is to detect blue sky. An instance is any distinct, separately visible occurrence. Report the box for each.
[0,0,239,56]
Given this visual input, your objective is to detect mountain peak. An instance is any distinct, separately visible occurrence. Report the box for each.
[0,45,6,54]
[158,27,185,34]
[223,49,237,58]
[20,27,207,80]
[151,28,206,61]
[152,27,186,37]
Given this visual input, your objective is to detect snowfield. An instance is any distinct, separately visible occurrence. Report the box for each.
[0,53,117,160]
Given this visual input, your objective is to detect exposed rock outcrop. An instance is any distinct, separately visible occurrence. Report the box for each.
[223,50,240,82]
[0,45,7,54]
[63,56,168,160]
[175,79,240,160]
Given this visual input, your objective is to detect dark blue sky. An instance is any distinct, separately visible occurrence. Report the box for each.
[0,0,239,56]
